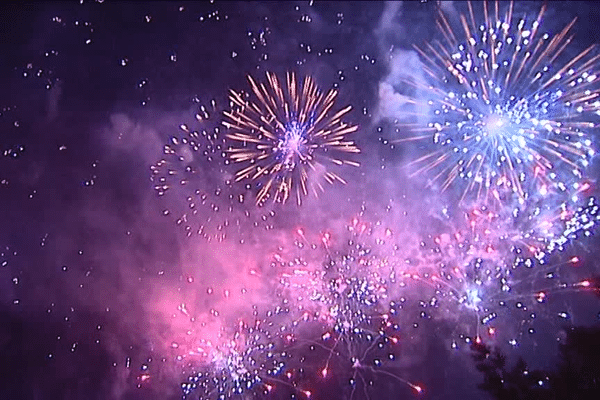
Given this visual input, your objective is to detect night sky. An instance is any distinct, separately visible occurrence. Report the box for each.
[1,1,600,400]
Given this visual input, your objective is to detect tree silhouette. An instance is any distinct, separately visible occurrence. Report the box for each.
[470,340,552,400]
[472,326,600,400]
[554,326,600,399]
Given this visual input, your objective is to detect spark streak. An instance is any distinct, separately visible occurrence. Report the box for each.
[223,71,360,206]
[400,1,599,205]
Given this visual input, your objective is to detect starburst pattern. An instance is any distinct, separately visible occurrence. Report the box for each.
[223,71,360,206]
[402,1,599,204]
[269,212,426,397]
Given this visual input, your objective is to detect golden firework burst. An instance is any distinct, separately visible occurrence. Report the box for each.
[222,71,360,206]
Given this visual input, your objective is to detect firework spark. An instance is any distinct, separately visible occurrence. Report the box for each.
[544,195,600,255]
[270,212,424,398]
[223,71,361,206]
[400,1,599,205]
[151,102,277,242]
[181,317,289,400]
[397,196,600,348]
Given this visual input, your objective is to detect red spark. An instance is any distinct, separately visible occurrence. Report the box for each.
[536,292,547,302]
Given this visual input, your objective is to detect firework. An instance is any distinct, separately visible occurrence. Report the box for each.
[397,197,600,349]
[181,317,289,400]
[300,251,423,399]
[270,212,424,398]
[151,102,277,242]
[400,1,598,205]
[222,71,360,206]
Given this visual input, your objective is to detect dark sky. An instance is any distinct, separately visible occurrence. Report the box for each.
[1,1,600,400]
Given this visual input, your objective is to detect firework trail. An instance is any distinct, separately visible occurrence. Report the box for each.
[222,71,361,206]
[398,1,599,207]
[269,209,425,398]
